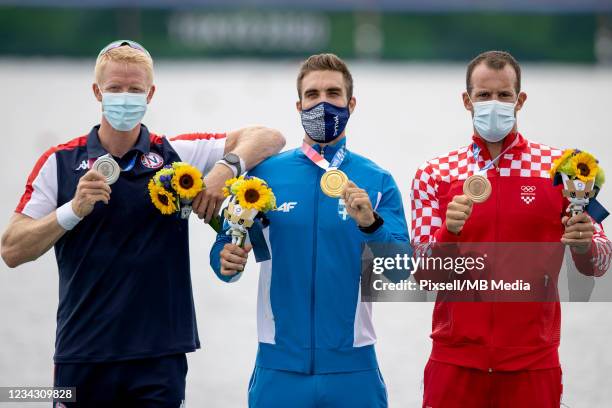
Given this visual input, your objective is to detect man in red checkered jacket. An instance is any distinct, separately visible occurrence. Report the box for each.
[410,50,611,407]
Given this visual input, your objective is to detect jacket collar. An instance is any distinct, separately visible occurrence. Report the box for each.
[87,124,151,160]
[308,137,347,161]
[471,132,526,161]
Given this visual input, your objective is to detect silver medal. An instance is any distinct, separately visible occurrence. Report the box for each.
[92,154,120,185]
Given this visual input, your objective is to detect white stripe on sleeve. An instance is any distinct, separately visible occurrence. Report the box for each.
[21,153,58,220]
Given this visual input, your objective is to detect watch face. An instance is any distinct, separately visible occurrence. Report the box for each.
[224,153,240,165]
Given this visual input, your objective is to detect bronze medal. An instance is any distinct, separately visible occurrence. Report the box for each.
[463,174,491,203]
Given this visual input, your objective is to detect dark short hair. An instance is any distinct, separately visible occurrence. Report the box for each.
[466,50,521,95]
[297,53,353,100]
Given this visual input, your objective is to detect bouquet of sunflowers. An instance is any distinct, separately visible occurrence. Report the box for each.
[222,175,276,247]
[148,162,224,229]
[550,149,607,220]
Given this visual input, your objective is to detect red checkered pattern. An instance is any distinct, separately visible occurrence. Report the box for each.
[410,134,611,274]
[499,141,562,178]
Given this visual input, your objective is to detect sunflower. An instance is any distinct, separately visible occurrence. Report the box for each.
[549,149,574,178]
[148,180,178,215]
[570,151,599,182]
[171,164,203,199]
[235,177,276,212]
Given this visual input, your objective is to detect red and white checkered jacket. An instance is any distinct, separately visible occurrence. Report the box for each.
[410,133,611,371]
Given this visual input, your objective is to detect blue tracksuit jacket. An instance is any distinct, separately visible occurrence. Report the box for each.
[210,138,410,374]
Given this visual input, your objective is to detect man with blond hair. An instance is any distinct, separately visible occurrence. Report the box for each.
[1,40,285,407]
[210,53,409,408]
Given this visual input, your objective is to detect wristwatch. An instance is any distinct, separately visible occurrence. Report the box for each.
[217,153,244,177]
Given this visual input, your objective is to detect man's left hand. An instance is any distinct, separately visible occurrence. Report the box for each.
[193,164,234,223]
[561,212,594,254]
[342,180,375,228]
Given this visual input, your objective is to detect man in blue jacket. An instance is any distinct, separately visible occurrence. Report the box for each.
[210,53,409,408]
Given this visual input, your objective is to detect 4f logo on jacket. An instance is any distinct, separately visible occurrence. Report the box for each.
[520,185,536,205]
[276,202,297,213]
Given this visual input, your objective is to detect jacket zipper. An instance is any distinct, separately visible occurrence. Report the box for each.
[309,145,324,374]
[490,161,502,373]
[476,144,497,372]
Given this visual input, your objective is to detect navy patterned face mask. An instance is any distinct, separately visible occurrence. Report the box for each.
[300,101,350,143]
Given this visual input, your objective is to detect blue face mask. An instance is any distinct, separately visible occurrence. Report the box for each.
[300,101,350,143]
[102,92,148,131]
[471,99,517,143]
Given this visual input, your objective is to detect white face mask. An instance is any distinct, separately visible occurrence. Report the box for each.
[101,91,148,132]
[470,98,518,143]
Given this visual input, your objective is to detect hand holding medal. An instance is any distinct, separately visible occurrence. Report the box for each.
[448,139,519,234]
[71,153,138,219]
[71,169,112,219]
[445,194,474,235]
[301,141,377,226]
[341,180,376,227]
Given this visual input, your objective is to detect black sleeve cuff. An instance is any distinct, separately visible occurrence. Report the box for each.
[358,212,384,234]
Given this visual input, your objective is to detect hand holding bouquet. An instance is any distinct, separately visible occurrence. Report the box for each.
[222,175,276,247]
[550,149,607,221]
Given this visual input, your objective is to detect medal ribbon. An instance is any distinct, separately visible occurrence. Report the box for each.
[301,141,347,172]
[471,135,519,176]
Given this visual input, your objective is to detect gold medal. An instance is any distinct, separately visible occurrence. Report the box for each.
[320,169,348,198]
[463,174,491,203]
[92,154,120,185]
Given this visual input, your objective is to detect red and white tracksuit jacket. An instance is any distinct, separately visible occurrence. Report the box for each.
[410,133,611,372]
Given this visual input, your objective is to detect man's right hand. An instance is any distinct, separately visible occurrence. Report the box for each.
[220,243,252,276]
[72,170,112,218]
[445,194,473,235]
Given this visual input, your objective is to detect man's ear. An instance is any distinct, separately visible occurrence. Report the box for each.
[462,91,472,112]
[348,96,356,115]
[515,91,527,113]
[296,100,302,113]
[93,83,102,102]
[146,85,156,104]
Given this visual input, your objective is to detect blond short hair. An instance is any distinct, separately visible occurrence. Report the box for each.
[94,46,154,85]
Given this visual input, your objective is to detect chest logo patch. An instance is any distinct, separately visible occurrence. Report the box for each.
[140,152,164,169]
[520,185,536,205]
[275,202,297,213]
[75,159,88,171]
